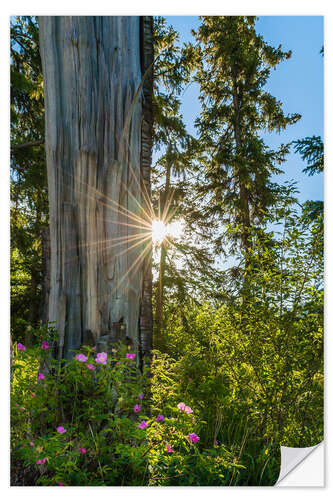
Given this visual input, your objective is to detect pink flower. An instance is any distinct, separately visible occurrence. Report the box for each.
[38,372,45,381]
[17,343,26,351]
[29,441,34,447]
[214,440,218,446]
[92,346,96,351]
[156,414,164,422]
[184,406,193,414]
[116,361,121,365]
[133,404,141,413]
[166,444,174,453]
[139,393,143,400]
[177,402,186,411]
[57,483,64,486]
[95,352,107,365]
[126,353,136,360]
[80,448,87,454]
[36,458,47,465]
[56,426,66,434]
[86,364,96,370]
[41,340,49,349]
[75,353,88,362]
[188,433,200,443]
[137,420,148,429]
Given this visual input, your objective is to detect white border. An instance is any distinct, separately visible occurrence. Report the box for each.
[2,1,331,497]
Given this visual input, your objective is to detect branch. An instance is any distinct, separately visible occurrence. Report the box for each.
[11,140,44,150]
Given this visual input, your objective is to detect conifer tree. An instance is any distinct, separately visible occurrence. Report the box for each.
[194,16,301,271]
[10,16,48,342]
[152,18,218,347]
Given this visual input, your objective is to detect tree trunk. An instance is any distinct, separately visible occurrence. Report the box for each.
[155,160,171,349]
[232,77,251,266]
[38,16,153,360]
[40,226,50,324]
[139,17,154,364]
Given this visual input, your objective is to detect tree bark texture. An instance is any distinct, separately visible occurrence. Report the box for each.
[139,17,154,362]
[38,16,153,359]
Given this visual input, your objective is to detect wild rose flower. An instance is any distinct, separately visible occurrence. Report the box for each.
[41,340,49,349]
[38,372,45,381]
[139,393,143,400]
[86,363,95,370]
[138,421,148,429]
[29,442,34,447]
[80,448,87,454]
[56,426,66,434]
[177,402,186,411]
[126,353,136,360]
[156,414,164,422]
[133,404,141,413]
[17,343,26,351]
[188,433,200,443]
[75,353,88,362]
[166,444,174,453]
[184,406,193,414]
[36,458,47,465]
[96,352,107,365]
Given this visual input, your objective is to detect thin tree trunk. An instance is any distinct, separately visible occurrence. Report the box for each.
[155,243,167,348]
[155,160,171,348]
[38,16,153,360]
[40,226,50,324]
[232,77,251,266]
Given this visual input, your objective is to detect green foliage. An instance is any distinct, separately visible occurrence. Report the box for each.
[10,16,48,341]
[161,204,323,454]
[11,339,242,486]
[152,17,221,347]
[294,135,324,176]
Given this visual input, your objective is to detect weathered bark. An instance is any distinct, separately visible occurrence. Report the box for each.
[38,16,153,360]
[139,17,154,363]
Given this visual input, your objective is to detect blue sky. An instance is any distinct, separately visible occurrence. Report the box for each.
[165,16,324,204]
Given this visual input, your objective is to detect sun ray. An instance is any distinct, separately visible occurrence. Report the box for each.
[121,180,154,226]
[106,233,152,262]
[64,231,151,266]
[72,182,152,229]
[161,186,177,223]
[113,238,152,295]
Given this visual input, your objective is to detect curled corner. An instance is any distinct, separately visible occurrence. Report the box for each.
[275,442,324,486]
